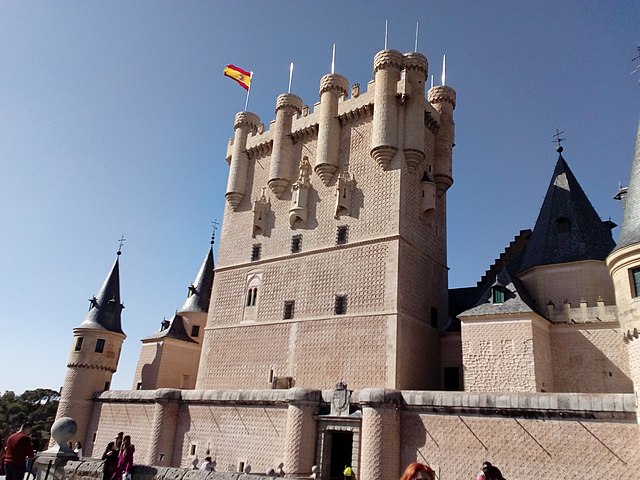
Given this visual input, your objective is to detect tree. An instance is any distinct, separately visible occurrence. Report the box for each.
[0,389,60,450]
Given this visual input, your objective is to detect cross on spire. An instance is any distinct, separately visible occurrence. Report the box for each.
[117,235,126,255]
[210,219,219,245]
[552,129,566,152]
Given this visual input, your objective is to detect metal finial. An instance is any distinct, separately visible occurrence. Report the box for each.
[210,219,219,245]
[552,129,566,152]
[632,44,640,76]
[117,235,126,255]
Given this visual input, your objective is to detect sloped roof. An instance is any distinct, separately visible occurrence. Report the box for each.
[142,313,197,343]
[615,122,640,251]
[180,247,214,313]
[518,150,615,272]
[459,269,541,318]
[77,256,125,334]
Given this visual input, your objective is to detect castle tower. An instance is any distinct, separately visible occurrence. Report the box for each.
[56,252,125,445]
[607,122,640,405]
[315,73,349,185]
[370,49,403,169]
[132,243,214,390]
[225,111,261,209]
[198,48,455,391]
[268,93,303,197]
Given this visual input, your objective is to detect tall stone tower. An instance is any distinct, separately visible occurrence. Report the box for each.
[608,123,640,405]
[56,252,125,444]
[197,48,455,391]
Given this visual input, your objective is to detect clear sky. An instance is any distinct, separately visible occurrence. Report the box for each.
[1,1,638,394]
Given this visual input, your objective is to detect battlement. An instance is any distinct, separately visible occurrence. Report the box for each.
[546,297,618,324]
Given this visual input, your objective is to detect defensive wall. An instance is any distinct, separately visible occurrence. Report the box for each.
[72,388,640,480]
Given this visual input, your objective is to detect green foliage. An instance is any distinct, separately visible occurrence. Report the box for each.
[0,389,60,450]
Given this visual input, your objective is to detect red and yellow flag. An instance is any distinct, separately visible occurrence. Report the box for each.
[224,64,251,91]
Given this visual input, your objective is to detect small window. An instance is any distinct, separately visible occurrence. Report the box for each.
[136,382,143,390]
[75,337,84,352]
[291,235,302,253]
[284,300,295,320]
[92,432,97,443]
[246,287,258,307]
[631,268,640,298]
[191,325,200,337]
[103,381,110,391]
[492,286,505,304]
[334,295,347,315]
[190,444,196,456]
[251,243,262,261]
[95,338,106,353]
[557,217,571,234]
[336,226,348,245]
[430,307,438,328]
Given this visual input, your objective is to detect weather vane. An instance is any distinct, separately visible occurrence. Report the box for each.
[117,235,126,255]
[211,220,219,245]
[552,129,566,151]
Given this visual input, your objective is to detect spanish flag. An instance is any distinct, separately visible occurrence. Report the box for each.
[224,64,252,91]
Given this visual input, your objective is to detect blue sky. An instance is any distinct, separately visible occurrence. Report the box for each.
[1,1,638,393]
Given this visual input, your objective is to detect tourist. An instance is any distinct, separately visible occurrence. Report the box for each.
[112,435,135,480]
[479,461,505,480]
[399,463,435,480]
[3,422,35,480]
[200,456,215,472]
[74,441,83,458]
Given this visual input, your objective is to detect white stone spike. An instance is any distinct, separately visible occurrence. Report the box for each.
[442,54,446,86]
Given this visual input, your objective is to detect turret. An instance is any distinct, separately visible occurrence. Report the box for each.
[402,52,428,172]
[226,111,260,209]
[56,252,126,446]
[315,73,349,185]
[427,85,456,191]
[179,244,214,345]
[370,49,404,169]
[420,171,436,217]
[268,93,303,197]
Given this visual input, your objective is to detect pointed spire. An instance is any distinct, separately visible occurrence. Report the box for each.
[142,313,197,343]
[614,121,640,251]
[180,247,214,313]
[518,148,615,272]
[78,255,124,334]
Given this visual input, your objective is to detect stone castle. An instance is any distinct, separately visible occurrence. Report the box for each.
[54,46,640,480]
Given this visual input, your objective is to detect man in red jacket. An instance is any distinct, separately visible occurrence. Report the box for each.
[4,422,34,480]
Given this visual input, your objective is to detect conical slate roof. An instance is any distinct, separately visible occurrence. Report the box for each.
[518,150,615,272]
[615,122,640,251]
[77,257,125,334]
[180,247,214,313]
[142,313,197,343]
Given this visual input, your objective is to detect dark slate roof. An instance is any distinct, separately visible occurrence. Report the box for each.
[142,313,197,343]
[459,270,541,318]
[518,151,615,272]
[615,122,640,251]
[77,257,124,334]
[180,247,214,313]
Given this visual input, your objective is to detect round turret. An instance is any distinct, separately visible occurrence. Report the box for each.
[427,85,456,191]
[370,49,404,169]
[226,111,260,209]
[268,93,303,198]
[314,73,348,185]
[402,52,428,172]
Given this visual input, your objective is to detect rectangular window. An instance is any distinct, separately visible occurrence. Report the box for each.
[136,382,143,390]
[283,300,295,320]
[95,338,106,353]
[430,307,438,328]
[291,235,302,253]
[336,225,348,245]
[191,325,200,337]
[103,381,110,391]
[190,444,196,456]
[251,243,262,261]
[492,287,505,304]
[75,337,84,352]
[334,295,347,315]
[632,268,640,298]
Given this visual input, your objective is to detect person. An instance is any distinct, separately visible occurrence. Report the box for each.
[480,461,505,480]
[111,435,134,480]
[200,456,215,472]
[74,441,83,458]
[343,465,353,480]
[3,422,35,480]
[102,433,123,480]
[399,463,435,480]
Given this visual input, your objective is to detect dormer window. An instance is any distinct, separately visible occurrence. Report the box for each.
[492,285,505,304]
[557,217,571,234]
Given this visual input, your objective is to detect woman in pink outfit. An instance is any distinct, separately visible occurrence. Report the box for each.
[112,435,135,480]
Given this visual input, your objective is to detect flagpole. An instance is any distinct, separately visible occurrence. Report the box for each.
[245,71,253,111]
